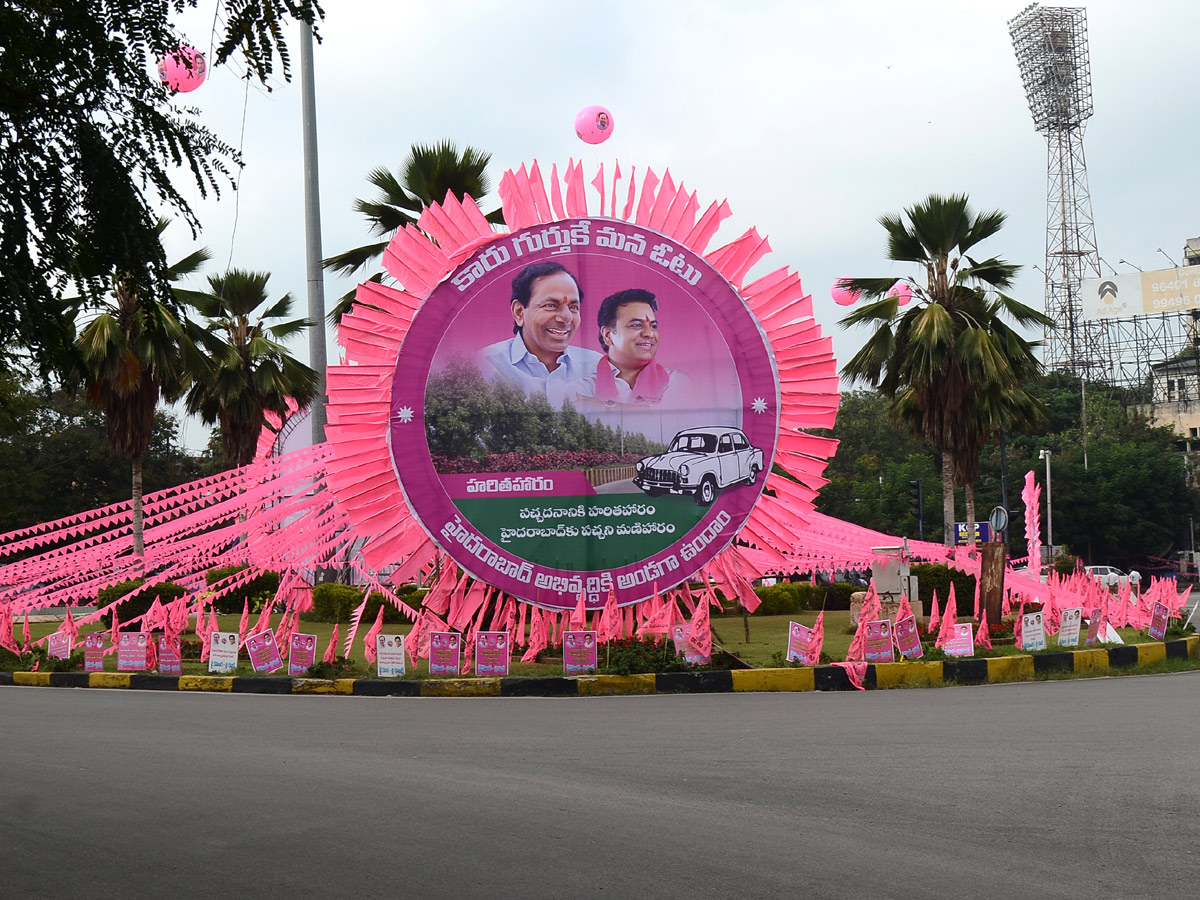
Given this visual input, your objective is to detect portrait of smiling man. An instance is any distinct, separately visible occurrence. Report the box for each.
[593,288,689,406]
[479,261,601,407]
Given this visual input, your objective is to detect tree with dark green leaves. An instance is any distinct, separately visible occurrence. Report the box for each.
[323,140,503,322]
[838,194,1053,546]
[0,1,324,377]
[181,270,317,467]
[0,372,203,535]
[74,222,210,555]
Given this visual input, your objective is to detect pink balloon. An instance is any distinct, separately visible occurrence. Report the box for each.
[831,279,860,307]
[158,46,207,93]
[575,105,614,144]
[887,280,913,306]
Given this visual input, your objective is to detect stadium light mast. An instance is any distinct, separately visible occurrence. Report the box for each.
[1008,4,1108,381]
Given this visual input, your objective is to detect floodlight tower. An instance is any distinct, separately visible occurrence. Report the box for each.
[1008,4,1110,380]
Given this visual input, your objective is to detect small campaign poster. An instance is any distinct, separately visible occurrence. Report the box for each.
[208,631,239,674]
[671,623,708,665]
[1057,607,1083,647]
[288,633,318,676]
[376,634,407,678]
[429,632,461,675]
[1148,600,1169,641]
[864,619,895,663]
[1084,608,1102,646]
[944,623,975,657]
[84,633,105,672]
[1021,612,1047,651]
[157,635,182,675]
[786,620,815,664]
[117,632,149,672]
[245,631,283,674]
[47,632,71,660]
[475,631,510,676]
[563,630,598,674]
[894,614,923,659]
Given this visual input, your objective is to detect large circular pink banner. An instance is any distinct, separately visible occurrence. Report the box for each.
[390,218,779,609]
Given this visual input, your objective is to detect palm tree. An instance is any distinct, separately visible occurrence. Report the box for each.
[838,193,1054,547]
[181,269,318,467]
[74,221,211,555]
[322,140,503,322]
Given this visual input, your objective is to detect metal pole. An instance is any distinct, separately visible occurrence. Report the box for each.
[999,430,1009,545]
[300,22,328,445]
[1043,450,1053,557]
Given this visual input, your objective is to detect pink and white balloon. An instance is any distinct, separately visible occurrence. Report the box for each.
[575,105,614,144]
[158,46,207,93]
[887,280,913,306]
[831,278,860,306]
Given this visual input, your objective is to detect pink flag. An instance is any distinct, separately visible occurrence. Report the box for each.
[598,587,620,644]
[688,589,712,660]
[237,599,250,645]
[521,606,548,663]
[362,606,385,664]
[806,610,825,666]
[1013,600,1026,649]
[63,605,79,643]
[23,611,31,652]
[896,593,914,626]
[569,589,588,632]
[973,578,982,622]
[975,609,993,650]
[208,608,219,642]
[833,661,867,691]
[323,624,340,664]
[935,584,958,649]
[928,588,941,634]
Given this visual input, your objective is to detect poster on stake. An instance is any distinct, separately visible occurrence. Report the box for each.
[1058,608,1083,647]
[1021,612,1047,651]
[430,632,461,675]
[289,633,318,675]
[944,623,974,658]
[245,631,283,674]
[563,630,598,674]
[786,621,815,664]
[1148,601,1169,641]
[157,635,182,675]
[376,634,407,678]
[389,219,781,611]
[864,619,895,663]
[117,632,149,672]
[475,631,510,676]
[84,633,104,672]
[47,632,71,660]
[208,632,239,674]
[894,615,923,659]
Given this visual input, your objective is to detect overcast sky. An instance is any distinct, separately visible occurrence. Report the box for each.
[160,1,1199,451]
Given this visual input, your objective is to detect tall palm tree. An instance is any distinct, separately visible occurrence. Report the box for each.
[74,221,211,555]
[322,140,503,322]
[181,269,318,467]
[838,194,1054,547]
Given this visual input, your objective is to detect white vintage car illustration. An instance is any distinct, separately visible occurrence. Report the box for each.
[633,427,764,505]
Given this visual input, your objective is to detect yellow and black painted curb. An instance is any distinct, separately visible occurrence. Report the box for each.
[2,636,1195,697]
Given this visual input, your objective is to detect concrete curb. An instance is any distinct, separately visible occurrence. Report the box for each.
[2,635,1196,697]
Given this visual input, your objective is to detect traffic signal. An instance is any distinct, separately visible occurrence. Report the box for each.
[908,479,924,541]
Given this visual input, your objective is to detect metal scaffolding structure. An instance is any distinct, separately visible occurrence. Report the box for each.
[1009,3,1186,397]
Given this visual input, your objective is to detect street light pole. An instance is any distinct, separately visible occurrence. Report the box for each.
[300,21,328,445]
[1039,449,1053,560]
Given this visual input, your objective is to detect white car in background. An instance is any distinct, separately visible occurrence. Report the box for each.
[1086,565,1130,591]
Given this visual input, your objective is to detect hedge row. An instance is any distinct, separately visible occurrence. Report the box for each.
[96,580,188,628]
[911,564,977,613]
[204,566,282,614]
[300,583,429,624]
[743,581,856,616]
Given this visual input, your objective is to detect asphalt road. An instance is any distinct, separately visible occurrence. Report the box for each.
[2,675,1198,900]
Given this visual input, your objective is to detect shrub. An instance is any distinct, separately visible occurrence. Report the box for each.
[204,566,281,614]
[304,583,419,623]
[747,581,856,615]
[911,564,977,614]
[597,637,690,675]
[96,579,187,627]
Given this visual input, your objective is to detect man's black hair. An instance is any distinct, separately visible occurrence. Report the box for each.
[510,262,583,335]
[596,288,657,352]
